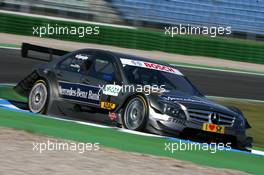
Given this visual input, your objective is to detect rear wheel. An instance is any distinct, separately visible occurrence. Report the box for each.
[122,96,148,131]
[28,80,48,114]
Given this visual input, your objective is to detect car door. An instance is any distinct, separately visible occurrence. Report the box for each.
[79,51,123,111]
[54,50,94,115]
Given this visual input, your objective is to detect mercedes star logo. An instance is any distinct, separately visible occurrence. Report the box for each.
[210,112,220,124]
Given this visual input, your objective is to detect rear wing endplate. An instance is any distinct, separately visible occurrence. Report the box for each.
[21,43,69,62]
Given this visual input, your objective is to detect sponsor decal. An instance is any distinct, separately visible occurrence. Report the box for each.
[75,54,89,60]
[70,64,80,69]
[202,123,225,134]
[102,84,122,96]
[108,112,117,121]
[162,96,211,105]
[144,62,176,74]
[120,58,183,75]
[88,90,100,101]
[100,101,116,110]
[58,81,101,105]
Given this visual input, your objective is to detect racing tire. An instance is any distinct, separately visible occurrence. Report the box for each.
[28,80,49,114]
[122,95,148,131]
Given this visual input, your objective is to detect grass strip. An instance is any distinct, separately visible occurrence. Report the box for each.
[0,108,263,174]
[211,98,264,147]
[0,85,27,102]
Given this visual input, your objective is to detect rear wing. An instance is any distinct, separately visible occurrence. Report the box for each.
[21,43,69,62]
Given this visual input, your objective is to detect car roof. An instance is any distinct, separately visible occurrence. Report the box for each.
[78,48,172,67]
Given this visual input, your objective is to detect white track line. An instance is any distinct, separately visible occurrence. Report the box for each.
[171,63,264,77]
[45,115,113,129]
[251,150,264,156]
[118,128,165,138]
[207,96,264,103]
[0,46,20,50]
[0,83,17,86]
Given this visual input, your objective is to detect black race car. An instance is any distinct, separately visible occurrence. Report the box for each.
[15,43,252,149]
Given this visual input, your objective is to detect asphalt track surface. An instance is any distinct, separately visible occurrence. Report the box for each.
[0,48,264,100]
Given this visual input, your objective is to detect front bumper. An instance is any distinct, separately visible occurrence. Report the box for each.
[146,107,252,148]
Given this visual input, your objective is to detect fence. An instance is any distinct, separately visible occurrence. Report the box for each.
[0,11,264,64]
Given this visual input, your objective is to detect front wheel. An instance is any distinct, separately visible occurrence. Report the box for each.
[28,80,49,114]
[122,96,148,131]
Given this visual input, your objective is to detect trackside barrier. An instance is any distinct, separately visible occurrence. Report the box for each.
[0,12,264,64]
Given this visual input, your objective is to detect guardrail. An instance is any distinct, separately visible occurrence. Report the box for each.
[0,11,264,64]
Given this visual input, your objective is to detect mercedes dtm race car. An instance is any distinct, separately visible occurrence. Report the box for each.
[15,43,252,149]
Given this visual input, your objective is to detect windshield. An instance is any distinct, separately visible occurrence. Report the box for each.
[122,64,201,96]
